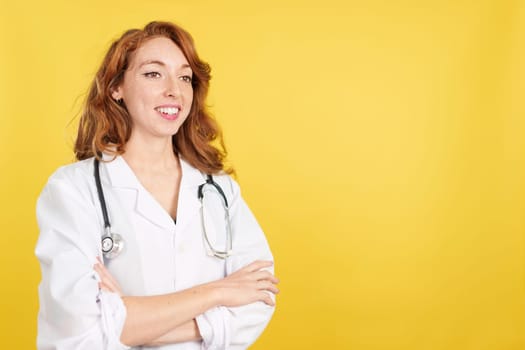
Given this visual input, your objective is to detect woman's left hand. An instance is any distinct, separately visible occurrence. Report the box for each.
[94,257,123,296]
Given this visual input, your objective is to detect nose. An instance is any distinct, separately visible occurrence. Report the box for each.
[164,76,181,98]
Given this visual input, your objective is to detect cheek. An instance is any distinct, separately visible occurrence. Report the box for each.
[126,87,155,110]
[184,88,194,112]
[185,86,194,101]
[124,99,150,123]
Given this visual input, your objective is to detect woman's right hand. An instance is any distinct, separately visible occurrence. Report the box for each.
[94,257,123,297]
[209,260,279,307]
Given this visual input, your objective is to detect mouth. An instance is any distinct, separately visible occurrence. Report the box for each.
[155,106,181,120]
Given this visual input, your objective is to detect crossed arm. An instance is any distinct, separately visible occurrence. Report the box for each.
[95,259,279,347]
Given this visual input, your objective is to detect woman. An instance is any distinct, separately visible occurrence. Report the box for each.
[35,21,278,349]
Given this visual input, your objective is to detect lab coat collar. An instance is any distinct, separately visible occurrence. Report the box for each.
[101,153,206,189]
[101,153,204,230]
[101,153,140,190]
[179,157,207,188]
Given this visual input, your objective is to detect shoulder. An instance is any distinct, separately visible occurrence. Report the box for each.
[212,172,240,197]
[45,158,94,185]
[39,158,96,202]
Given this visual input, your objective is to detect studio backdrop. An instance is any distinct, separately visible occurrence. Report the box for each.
[1,1,524,349]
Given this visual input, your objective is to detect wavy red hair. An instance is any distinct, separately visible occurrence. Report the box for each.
[75,21,231,175]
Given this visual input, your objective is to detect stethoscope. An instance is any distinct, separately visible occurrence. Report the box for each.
[94,158,233,260]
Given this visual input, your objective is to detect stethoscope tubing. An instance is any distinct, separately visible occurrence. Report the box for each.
[94,158,232,259]
[94,159,111,231]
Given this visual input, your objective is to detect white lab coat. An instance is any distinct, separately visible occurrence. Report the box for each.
[35,155,275,350]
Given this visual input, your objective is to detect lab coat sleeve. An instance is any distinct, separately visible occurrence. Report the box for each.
[35,170,130,350]
[196,178,275,350]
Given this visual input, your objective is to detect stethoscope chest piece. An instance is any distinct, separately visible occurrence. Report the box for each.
[101,229,124,259]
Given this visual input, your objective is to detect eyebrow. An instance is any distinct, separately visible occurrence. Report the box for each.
[138,60,192,70]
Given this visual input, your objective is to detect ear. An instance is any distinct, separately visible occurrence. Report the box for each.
[111,86,122,101]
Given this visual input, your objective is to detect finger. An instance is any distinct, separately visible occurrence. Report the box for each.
[94,264,112,285]
[94,263,118,286]
[257,280,280,294]
[243,260,273,273]
[94,263,121,291]
[253,270,279,284]
[98,281,111,292]
[103,269,121,290]
[102,276,122,296]
[259,292,275,306]
[99,280,120,295]
[94,263,103,276]
[98,277,121,295]
[94,264,122,296]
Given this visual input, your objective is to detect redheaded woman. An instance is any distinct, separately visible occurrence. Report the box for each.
[35,21,278,350]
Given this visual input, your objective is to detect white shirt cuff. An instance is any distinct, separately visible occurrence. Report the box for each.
[196,307,230,350]
[98,290,130,349]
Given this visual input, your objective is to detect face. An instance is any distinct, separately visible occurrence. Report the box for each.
[112,36,194,142]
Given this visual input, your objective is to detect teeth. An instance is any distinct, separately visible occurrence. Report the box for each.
[157,107,179,115]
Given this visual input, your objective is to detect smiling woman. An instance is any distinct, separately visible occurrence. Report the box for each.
[35,21,278,350]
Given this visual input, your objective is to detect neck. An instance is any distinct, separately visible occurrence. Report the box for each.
[122,133,179,173]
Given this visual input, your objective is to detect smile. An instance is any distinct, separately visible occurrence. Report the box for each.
[156,106,180,115]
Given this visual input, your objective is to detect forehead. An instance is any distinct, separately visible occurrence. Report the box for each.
[129,36,189,68]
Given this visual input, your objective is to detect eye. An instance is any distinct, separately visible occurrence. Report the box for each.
[180,75,193,83]
[144,71,161,78]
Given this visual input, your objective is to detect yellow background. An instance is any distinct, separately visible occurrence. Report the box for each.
[1,0,524,349]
